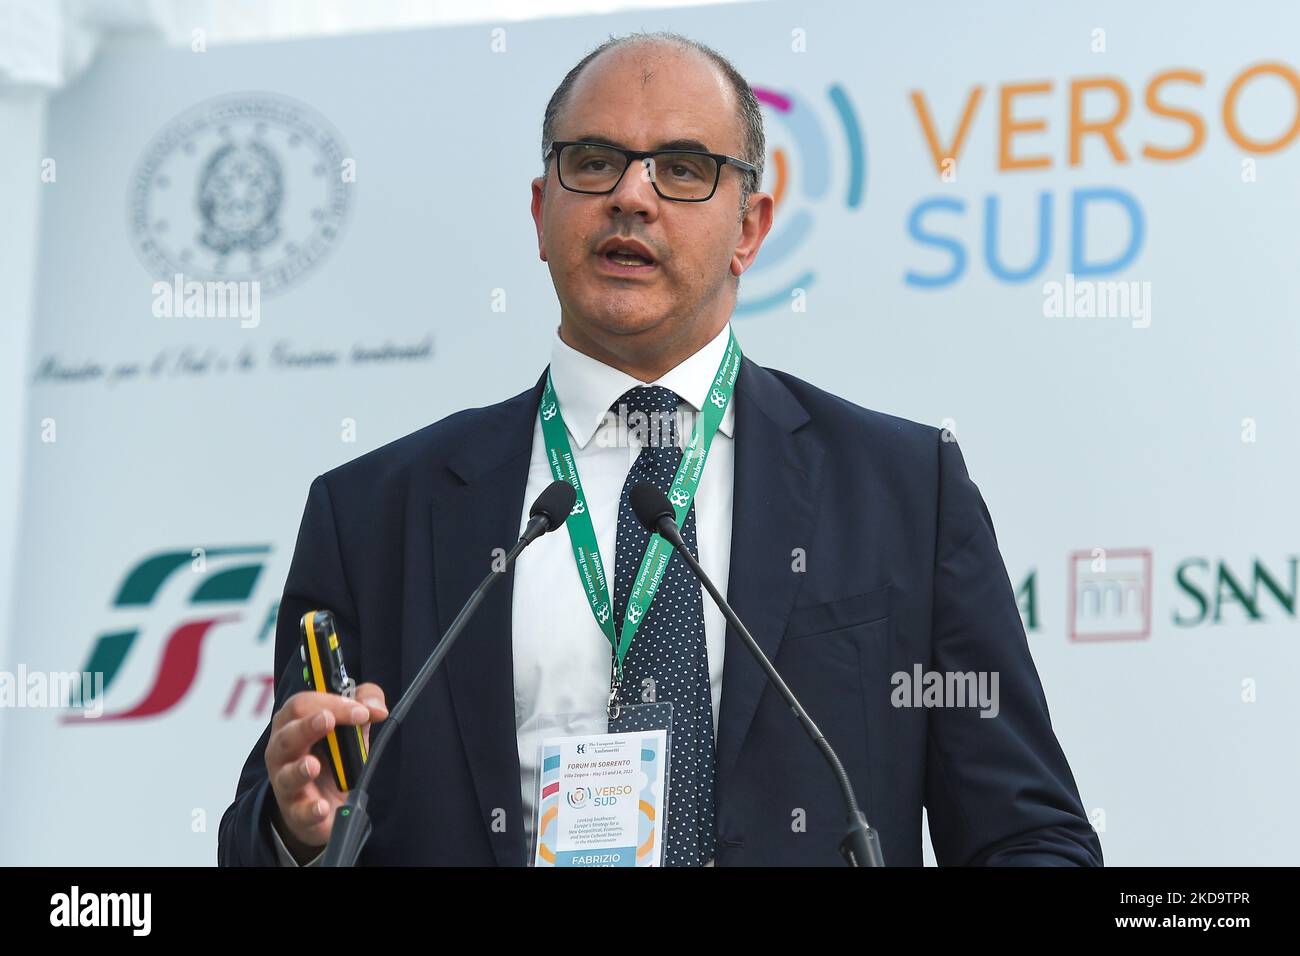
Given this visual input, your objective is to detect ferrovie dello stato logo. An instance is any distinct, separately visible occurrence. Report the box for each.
[66,546,278,724]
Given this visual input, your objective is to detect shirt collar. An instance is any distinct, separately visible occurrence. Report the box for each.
[548,321,737,449]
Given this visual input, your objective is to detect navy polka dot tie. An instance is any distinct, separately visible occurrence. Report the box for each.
[608,385,716,867]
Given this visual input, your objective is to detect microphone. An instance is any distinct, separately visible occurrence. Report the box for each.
[321,478,576,866]
[628,481,885,867]
[522,478,578,545]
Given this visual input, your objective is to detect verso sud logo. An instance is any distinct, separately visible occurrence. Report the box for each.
[66,546,277,724]
[905,60,1300,289]
[566,787,590,809]
[736,83,866,317]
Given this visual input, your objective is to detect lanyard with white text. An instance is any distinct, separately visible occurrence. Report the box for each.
[538,330,741,716]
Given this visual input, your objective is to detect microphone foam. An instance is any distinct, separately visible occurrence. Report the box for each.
[629,481,675,533]
[530,479,577,532]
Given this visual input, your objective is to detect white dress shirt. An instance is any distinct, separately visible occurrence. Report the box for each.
[272,320,736,865]
[512,321,735,858]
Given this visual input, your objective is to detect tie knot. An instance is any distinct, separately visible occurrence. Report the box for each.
[612,385,681,450]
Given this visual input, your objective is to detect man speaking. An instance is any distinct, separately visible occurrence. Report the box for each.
[218,31,1102,867]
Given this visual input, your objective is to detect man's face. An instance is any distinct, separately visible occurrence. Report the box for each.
[531,44,772,349]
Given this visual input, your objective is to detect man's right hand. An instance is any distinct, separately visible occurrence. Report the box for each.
[265,684,389,860]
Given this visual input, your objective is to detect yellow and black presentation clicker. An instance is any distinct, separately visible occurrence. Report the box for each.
[299,609,368,792]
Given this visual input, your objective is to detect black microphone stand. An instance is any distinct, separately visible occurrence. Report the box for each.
[636,488,885,867]
[321,487,571,867]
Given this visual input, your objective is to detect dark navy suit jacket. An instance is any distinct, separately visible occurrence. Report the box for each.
[219,357,1102,866]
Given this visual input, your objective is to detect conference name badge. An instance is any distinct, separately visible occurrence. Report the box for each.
[533,729,667,867]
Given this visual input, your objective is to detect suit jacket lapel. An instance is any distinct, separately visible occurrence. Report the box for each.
[425,355,823,862]
[716,356,826,788]
[430,369,546,867]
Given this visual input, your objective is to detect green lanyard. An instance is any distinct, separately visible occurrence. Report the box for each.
[538,329,741,713]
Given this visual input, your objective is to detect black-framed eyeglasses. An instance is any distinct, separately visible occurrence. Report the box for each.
[547,141,757,202]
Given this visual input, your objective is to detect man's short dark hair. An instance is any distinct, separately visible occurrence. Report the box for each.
[541,30,766,218]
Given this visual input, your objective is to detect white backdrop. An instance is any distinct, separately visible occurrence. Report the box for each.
[2,0,1297,864]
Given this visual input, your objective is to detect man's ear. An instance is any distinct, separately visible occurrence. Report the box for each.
[530,175,548,262]
[731,190,774,277]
